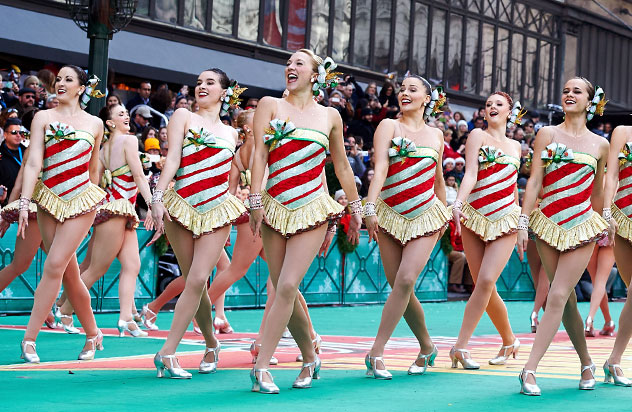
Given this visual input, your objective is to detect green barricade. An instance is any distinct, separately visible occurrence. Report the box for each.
[496,249,536,301]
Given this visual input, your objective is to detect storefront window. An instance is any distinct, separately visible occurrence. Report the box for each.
[463,18,479,93]
[185,0,207,31]
[288,0,307,50]
[510,32,524,101]
[238,0,260,42]
[392,0,411,74]
[496,27,509,91]
[353,0,372,67]
[411,2,428,76]
[263,0,283,47]
[310,0,329,56]
[374,0,392,73]
[429,8,445,81]
[332,0,352,62]
[155,0,178,24]
[523,36,538,106]
[446,13,462,91]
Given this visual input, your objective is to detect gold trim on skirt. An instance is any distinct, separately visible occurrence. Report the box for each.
[530,208,607,252]
[613,203,632,243]
[95,198,139,230]
[164,189,246,238]
[262,191,344,238]
[32,180,106,223]
[1,199,38,223]
[460,202,520,242]
[376,197,450,246]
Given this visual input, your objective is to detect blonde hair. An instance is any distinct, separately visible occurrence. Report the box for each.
[235,108,255,129]
[24,75,39,89]
[296,49,323,73]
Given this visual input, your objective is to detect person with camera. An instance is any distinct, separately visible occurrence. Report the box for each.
[0,118,27,206]
[345,135,366,177]
[347,107,376,149]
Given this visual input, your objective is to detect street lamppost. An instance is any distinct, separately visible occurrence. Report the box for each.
[66,0,136,115]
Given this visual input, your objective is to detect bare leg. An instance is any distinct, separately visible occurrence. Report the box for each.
[587,246,614,323]
[148,276,185,314]
[455,229,517,351]
[23,210,99,353]
[254,225,326,379]
[607,236,632,366]
[210,250,230,320]
[117,228,141,324]
[255,276,275,344]
[523,241,594,383]
[369,232,437,360]
[158,220,228,356]
[527,239,548,314]
[0,222,41,292]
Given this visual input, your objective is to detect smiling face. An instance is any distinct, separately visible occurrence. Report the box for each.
[398,77,430,114]
[107,95,120,107]
[108,104,131,134]
[484,94,511,126]
[561,78,592,115]
[195,71,225,108]
[55,67,85,104]
[285,51,317,92]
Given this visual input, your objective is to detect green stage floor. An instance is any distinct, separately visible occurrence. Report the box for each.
[1,301,630,411]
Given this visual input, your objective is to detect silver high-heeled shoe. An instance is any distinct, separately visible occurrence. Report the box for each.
[213,317,234,334]
[603,360,632,386]
[365,354,392,379]
[530,311,538,333]
[296,334,322,362]
[117,319,148,337]
[293,356,321,388]
[584,316,595,337]
[449,346,480,369]
[519,369,541,396]
[53,305,80,334]
[489,338,520,365]
[20,340,40,363]
[579,363,596,390]
[154,353,192,379]
[140,304,159,331]
[408,345,438,375]
[249,342,278,365]
[78,330,104,360]
[250,368,280,394]
[199,344,220,374]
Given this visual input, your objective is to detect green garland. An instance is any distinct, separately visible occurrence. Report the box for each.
[325,162,342,196]
[440,225,453,255]
[154,234,169,257]
[336,226,358,254]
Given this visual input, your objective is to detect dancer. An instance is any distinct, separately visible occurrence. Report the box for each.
[526,240,549,333]
[362,75,450,379]
[451,92,523,368]
[54,104,154,337]
[150,68,246,378]
[17,66,107,362]
[249,49,361,393]
[516,78,609,395]
[601,124,632,386]
[584,242,615,337]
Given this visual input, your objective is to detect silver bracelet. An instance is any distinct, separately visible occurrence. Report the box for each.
[18,196,31,212]
[248,193,263,210]
[151,190,164,204]
[602,207,612,222]
[517,213,529,231]
[363,201,377,217]
[453,199,463,212]
[349,198,362,216]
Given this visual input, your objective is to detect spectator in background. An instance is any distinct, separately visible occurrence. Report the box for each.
[345,135,366,177]
[359,168,374,198]
[364,81,378,99]
[130,105,152,136]
[473,116,486,130]
[523,121,535,141]
[158,126,168,144]
[342,75,365,109]
[329,90,353,123]
[603,122,613,140]
[513,127,525,142]
[453,157,465,182]
[10,87,36,118]
[23,76,46,108]
[467,107,484,130]
[126,80,152,111]
[445,174,458,206]
[347,107,376,149]
[453,111,464,123]
[45,94,59,109]
[443,157,455,174]
[378,80,399,118]
[245,97,259,109]
[448,219,471,294]
[0,118,26,206]
[106,94,123,108]
[37,69,56,95]
[443,129,461,159]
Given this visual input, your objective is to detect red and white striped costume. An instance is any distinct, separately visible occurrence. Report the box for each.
[163,127,246,238]
[261,121,343,237]
[32,122,105,222]
[530,142,607,251]
[376,136,449,245]
[94,164,139,229]
[462,145,520,241]
[612,142,632,242]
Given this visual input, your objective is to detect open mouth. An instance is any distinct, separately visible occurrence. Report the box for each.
[198,91,208,97]
[401,98,411,105]
[57,89,66,95]
[287,73,298,83]
[565,99,575,105]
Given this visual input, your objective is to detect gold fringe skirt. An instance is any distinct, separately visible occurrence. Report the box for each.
[32,180,105,223]
[94,198,139,230]
[1,199,38,223]
[461,202,520,242]
[376,198,450,246]
[613,203,632,243]
[164,189,246,238]
[530,208,608,252]
[262,191,344,238]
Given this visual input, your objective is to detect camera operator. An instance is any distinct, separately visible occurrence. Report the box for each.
[345,135,366,178]
[0,118,27,206]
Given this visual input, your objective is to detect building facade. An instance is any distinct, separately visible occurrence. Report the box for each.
[1,0,631,112]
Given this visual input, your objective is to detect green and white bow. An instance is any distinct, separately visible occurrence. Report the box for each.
[541,142,574,167]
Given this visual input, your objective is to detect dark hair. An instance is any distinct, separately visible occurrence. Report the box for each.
[21,108,38,131]
[4,117,22,127]
[404,74,432,95]
[107,94,122,105]
[99,105,112,131]
[140,80,151,87]
[474,116,485,123]
[60,65,88,86]
[141,126,157,141]
[205,68,230,89]
[489,91,513,108]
